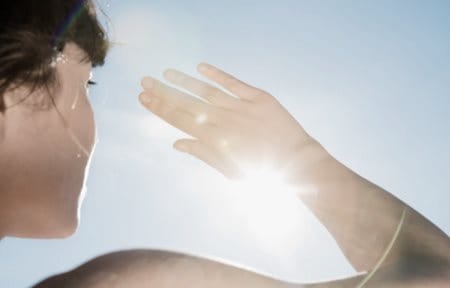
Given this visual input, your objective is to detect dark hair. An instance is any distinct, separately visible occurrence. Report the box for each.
[0,0,109,111]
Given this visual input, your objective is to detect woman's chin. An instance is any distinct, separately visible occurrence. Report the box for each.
[49,204,81,238]
[8,220,79,239]
[45,217,80,238]
[49,217,80,239]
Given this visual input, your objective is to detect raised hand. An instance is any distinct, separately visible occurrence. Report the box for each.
[139,63,317,178]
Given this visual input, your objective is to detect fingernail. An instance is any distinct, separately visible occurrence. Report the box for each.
[139,92,152,104]
[141,77,154,89]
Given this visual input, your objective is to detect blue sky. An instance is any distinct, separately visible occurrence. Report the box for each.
[1,0,449,287]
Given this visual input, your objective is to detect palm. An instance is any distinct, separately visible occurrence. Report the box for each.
[140,63,310,178]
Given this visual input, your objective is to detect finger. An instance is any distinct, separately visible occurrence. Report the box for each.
[139,92,217,141]
[141,77,222,125]
[173,139,242,179]
[197,63,268,102]
[163,69,241,109]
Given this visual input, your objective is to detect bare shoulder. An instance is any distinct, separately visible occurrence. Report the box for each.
[32,250,173,287]
[33,249,449,288]
[32,249,291,288]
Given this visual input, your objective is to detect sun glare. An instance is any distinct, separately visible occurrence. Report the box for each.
[195,113,208,124]
[222,166,309,255]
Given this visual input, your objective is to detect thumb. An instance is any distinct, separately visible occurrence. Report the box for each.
[173,139,242,179]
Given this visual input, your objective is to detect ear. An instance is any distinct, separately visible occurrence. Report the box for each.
[0,87,30,141]
[2,86,29,109]
[2,86,52,111]
[0,91,9,141]
[0,108,4,141]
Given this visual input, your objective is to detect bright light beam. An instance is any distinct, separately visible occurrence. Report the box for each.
[223,165,310,255]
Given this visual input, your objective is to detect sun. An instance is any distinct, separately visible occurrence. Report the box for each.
[222,165,314,255]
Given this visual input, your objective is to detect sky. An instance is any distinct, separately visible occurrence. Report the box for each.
[1,0,449,287]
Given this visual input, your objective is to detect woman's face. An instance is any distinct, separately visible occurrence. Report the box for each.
[0,44,96,238]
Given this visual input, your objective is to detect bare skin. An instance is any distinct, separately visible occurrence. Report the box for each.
[32,64,449,287]
[33,250,449,288]
[136,64,449,286]
[34,250,291,288]
[0,44,95,238]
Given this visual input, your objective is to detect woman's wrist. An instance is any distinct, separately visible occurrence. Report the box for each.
[282,137,335,186]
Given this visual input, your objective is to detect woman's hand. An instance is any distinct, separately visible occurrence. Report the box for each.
[139,63,317,178]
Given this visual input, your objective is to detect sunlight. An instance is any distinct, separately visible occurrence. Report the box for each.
[223,165,308,255]
[195,113,208,124]
[111,5,203,77]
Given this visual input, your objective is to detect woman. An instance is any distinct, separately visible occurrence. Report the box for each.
[0,0,107,238]
[33,63,450,288]
[0,0,448,287]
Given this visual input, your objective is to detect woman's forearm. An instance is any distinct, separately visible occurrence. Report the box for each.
[138,64,449,285]
[287,140,450,277]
